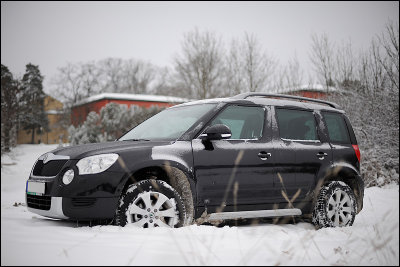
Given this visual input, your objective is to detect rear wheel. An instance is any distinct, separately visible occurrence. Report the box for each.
[312,181,357,228]
[116,179,186,228]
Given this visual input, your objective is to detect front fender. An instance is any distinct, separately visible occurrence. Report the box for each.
[113,140,196,208]
[115,158,197,221]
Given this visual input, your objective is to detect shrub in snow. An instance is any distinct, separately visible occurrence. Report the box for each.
[99,102,125,141]
[69,103,163,145]
[68,112,101,145]
[328,90,399,187]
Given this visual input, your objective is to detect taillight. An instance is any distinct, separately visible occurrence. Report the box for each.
[352,145,361,162]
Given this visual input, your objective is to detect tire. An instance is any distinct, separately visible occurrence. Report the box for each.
[115,179,186,228]
[312,181,357,228]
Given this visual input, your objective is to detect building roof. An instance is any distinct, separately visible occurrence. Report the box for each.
[73,93,192,107]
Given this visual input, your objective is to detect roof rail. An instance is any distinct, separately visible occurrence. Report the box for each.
[231,92,341,109]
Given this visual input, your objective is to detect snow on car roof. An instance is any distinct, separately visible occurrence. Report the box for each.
[175,95,342,112]
[269,83,340,94]
[73,93,192,107]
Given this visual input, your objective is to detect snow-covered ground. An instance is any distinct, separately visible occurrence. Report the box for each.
[1,144,399,265]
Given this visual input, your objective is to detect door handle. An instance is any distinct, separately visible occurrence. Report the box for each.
[316,152,328,160]
[258,151,271,160]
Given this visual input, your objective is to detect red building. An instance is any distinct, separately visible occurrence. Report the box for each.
[71,93,190,126]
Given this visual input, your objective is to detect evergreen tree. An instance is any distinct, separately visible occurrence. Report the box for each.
[1,64,19,152]
[19,63,49,144]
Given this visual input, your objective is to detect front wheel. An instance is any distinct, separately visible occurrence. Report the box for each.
[312,181,357,228]
[115,179,186,228]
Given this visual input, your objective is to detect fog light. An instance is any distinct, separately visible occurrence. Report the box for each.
[62,169,74,185]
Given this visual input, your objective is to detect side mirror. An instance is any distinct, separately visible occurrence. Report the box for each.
[199,124,232,141]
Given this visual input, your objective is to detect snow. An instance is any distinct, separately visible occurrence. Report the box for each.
[73,93,192,107]
[1,144,399,265]
[45,109,64,115]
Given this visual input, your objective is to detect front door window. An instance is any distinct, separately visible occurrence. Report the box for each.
[209,105,265,140]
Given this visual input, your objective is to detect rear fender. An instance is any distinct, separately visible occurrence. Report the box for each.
[317,162,364,213]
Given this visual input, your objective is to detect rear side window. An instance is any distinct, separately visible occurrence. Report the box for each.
[322,112,350,143]
[276,108,318,140]
[210,105,265,139]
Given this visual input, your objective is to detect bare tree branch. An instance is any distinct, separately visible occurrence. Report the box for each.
[174,28,225,99]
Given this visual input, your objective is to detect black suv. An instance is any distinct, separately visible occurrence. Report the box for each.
[26,93,364,228]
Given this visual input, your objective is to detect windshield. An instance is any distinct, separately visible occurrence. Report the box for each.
[119,103,216,141]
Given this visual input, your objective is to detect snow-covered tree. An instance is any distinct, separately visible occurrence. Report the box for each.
[311,21,399,186]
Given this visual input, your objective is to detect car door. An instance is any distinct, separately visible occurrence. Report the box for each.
[273,107,332,206]
[192,104,276,213]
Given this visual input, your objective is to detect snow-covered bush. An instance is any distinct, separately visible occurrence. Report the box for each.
[313,21,399,187]
[68,111,101,144]
[69,103,163,145]
[328,89,399,187]
[99,102,125,141]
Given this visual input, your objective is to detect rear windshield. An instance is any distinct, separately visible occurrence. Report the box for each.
[322,112,351,144]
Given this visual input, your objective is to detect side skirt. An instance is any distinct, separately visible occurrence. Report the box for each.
[208,208,302,221]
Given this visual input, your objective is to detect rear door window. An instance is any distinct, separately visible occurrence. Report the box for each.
[322,112,350,144]
[276,108,318,141]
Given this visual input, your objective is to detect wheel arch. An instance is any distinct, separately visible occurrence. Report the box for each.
[316,162,364,213]
[117,160,196,224]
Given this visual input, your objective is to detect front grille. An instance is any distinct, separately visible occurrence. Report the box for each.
[32,160,68,176]
[27,194,51,210]
[71,198,97,207]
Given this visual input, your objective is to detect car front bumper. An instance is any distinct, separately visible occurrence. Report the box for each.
[26,194,120,220]
[26,196,68,219]
[26,156,125,220]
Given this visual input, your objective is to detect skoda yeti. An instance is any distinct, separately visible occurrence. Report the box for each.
[26,93,364,228]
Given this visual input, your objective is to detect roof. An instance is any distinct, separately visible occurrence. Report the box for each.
[73,93,192,107]
[269,83,340,94]
[174,93,343,112]
[248,97,343,112]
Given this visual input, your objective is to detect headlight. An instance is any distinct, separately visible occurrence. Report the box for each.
[62,169,75,185]
[76,153,119,175]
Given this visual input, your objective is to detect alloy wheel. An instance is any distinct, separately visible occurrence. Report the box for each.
[125,191,178,228]
[327,189,353,227]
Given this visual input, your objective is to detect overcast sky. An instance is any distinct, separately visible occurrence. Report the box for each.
[1,1,399,94]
